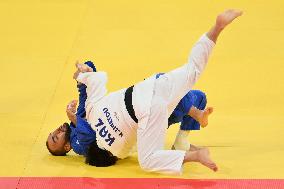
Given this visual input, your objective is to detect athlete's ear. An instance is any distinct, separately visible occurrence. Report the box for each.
[64,142,71,152]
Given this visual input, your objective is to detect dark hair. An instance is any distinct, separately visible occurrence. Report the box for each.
[46,141,67,156]
[85,141,118,167]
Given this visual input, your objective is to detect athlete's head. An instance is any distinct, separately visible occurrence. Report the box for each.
[46,122,72,156]
[46,61,96,156]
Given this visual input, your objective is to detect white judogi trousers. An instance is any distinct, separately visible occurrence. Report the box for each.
[77,34,215,175]
[133,34,215,174]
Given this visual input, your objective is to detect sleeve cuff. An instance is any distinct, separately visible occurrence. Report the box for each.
[202,33,216,47]
[76,72,88,84]
[175,150,186,175]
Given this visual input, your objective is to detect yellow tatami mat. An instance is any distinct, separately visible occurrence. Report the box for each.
[0,0,284,179]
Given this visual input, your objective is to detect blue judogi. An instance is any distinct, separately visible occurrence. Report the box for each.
[70,63,207,155]
[156,73,207,131]
[69,61,98,155]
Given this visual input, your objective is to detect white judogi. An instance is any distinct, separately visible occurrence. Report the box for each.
[77,34,215,175]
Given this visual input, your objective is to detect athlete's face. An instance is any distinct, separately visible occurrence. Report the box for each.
[46,123,71,155]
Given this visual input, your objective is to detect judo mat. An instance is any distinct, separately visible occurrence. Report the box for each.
[0,0,284,188]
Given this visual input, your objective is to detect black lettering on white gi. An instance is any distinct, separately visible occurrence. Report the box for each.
[99,126,108,137]
[103,108,116,129]
[102,107,124,138]
[107,116,114,128]
[105,111,110,117]
[103,108,110,117]
[95,118,104,127]
[105,133,115,146]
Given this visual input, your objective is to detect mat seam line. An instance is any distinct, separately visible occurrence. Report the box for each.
[15,1,91,188]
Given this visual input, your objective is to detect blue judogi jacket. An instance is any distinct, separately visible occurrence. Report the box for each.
[69,61,97,155]
[70,67,206,155]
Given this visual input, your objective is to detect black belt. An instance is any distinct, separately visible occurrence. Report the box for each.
[124,86,138,123]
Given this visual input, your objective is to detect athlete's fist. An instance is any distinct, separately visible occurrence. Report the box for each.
[73,61,93,80]
[76,62,93,73]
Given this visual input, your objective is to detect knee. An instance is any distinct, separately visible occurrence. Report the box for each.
[138,155,151,171]
[199,90,207,103]
[192,90,207,109]
[138,153,157,172]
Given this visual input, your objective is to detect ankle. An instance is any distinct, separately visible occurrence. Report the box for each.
[184,150,199,163]
[173,130,190,151]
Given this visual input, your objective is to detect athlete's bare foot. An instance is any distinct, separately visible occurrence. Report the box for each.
[207,9,242,43]
[216,9,243,30]
[198,107,213,128]
[196,148,218,172]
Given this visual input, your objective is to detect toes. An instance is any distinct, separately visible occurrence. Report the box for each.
[211,166,218,172]
[234,10,243,16]
[227,9,242,15]
[212,164,218,172]
[203,162,217,172]
[208,163,218,172]
[208,107,214,114]
[214,166,218,172]
[204,107,213,115]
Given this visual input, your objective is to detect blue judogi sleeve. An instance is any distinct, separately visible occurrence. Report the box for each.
[75,60,97,117]
[76,84,87,118]
[70,117,97,155]
[69,123,85,155]
[70,61,97,155]
[71,117,96,155]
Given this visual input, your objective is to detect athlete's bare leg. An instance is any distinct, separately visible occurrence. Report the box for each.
[181,9,242,171]
[189,10,243,126]
[207,9,242,43]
